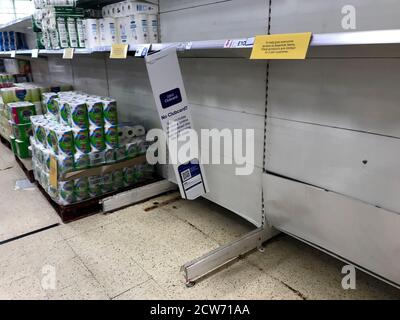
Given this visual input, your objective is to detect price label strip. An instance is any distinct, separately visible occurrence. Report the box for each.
[145,49,209,200]
[250,32,312,60]
[110,44,129,59]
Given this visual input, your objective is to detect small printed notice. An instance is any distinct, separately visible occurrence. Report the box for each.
[250,32,312,60]
[110,44,128,59]
[10,50,16,58]
[31,49,39,58]
[63,48,74,59]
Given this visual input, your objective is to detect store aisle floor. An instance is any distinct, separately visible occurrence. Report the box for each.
[0,143,399,300]
[0,143,60,242]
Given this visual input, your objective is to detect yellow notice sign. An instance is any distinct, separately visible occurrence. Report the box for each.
[50,155,58,189]
[250,32,312,60]
[110,44,128,59]
[63,48,74,59]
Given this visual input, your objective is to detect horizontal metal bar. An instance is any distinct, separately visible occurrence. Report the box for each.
[101,179,177,213]
[182,226,278,284]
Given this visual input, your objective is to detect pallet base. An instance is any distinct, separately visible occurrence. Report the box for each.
[0,134,11,150]
[36,175,163,223]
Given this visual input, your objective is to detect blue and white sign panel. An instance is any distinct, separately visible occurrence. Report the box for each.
[145,48,209,200]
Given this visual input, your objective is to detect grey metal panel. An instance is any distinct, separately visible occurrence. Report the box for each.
[266,117,400,214]
[106,58,162,130]
[47,57,73,85]
[30,58,50,84]
[271,0,400,34]
[268,59,400,138]
[71,55,109,97]
[191,103,264,168]
[181,58,267,116]
[203,161,263,227]
[160,0,268,42]
[160,0,224,12]
[264,173,400,286]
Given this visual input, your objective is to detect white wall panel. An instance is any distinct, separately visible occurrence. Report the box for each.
[267,118,400,214]
[264,173,400,286]
[160,0,268,42]
[268,59,400,138]
[271,0,400,34]
[160,0,223,12]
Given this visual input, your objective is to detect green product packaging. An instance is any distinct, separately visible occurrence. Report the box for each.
[8,101,36,124]
[104,124,119,148]
[68,101,88,129]
[89,150,105,167]
[53,127,74,156]
[123,167,135,186]
[112,169,124,191]
[74,177,89,202]
[87,100,104,127]
[57,154,74,176]
[11,122,33,141]
[88,175,103,197]
[101,173,113,194]
[104,147,116,164]
[102,99,118,125]
[10,135,17,154]
[74,152,90,170]
[72,128,90,154]
[89,126,105,151]
[58,180,75,205]
[15,139,30,158]
[58,101,70,126]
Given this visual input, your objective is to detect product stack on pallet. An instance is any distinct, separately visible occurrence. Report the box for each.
[0,31,28,52]
[31,0,159,50]
[0,82,72,157]
[30,90,154,221]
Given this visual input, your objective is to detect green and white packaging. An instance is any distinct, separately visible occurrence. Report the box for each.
[86,100,104,127]
[49,126,74,156]
[89,150,105,167]
[123,166,135,186]
[104,124,119,148]
[88,175,103,197]
[67,17,79,48]
[104,147,116,164]
[76,18,85,48]
[67,101,88,129]
[72,128,90,154]
[8,101,36,125]
[102,98,118,125]
[58,180,75,205]
[89,125,105,151]
[74,177,89,201]
[56,17,69,48]
[57,154,74,175]
[101,173,113,194]
[112,169,124,191]
[74,152,90,170]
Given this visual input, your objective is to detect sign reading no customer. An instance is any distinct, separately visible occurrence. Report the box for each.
[250,32,312,60]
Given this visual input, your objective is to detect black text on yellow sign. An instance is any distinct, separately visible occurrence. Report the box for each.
[110,44,129,59]
[250,32,312,60]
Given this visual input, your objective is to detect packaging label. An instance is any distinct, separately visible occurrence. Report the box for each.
[250,32,312,60]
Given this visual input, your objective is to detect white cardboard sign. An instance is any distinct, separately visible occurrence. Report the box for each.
[145,48,209,200]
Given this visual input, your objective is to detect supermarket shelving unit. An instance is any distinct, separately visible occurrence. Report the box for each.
[1,0,400,289]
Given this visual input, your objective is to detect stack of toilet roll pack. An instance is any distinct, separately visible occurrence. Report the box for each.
[84,1,159,49]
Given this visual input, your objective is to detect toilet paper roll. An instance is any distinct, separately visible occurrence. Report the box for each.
[117,17,129,45]
[147,14,158,43]
[99,17,118,46]
[84,19,100,49]
[137,14,149,44]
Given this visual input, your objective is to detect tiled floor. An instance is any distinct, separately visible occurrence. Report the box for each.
[0,143,399,300]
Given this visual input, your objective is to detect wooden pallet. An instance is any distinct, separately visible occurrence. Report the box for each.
[35,175,162,223]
